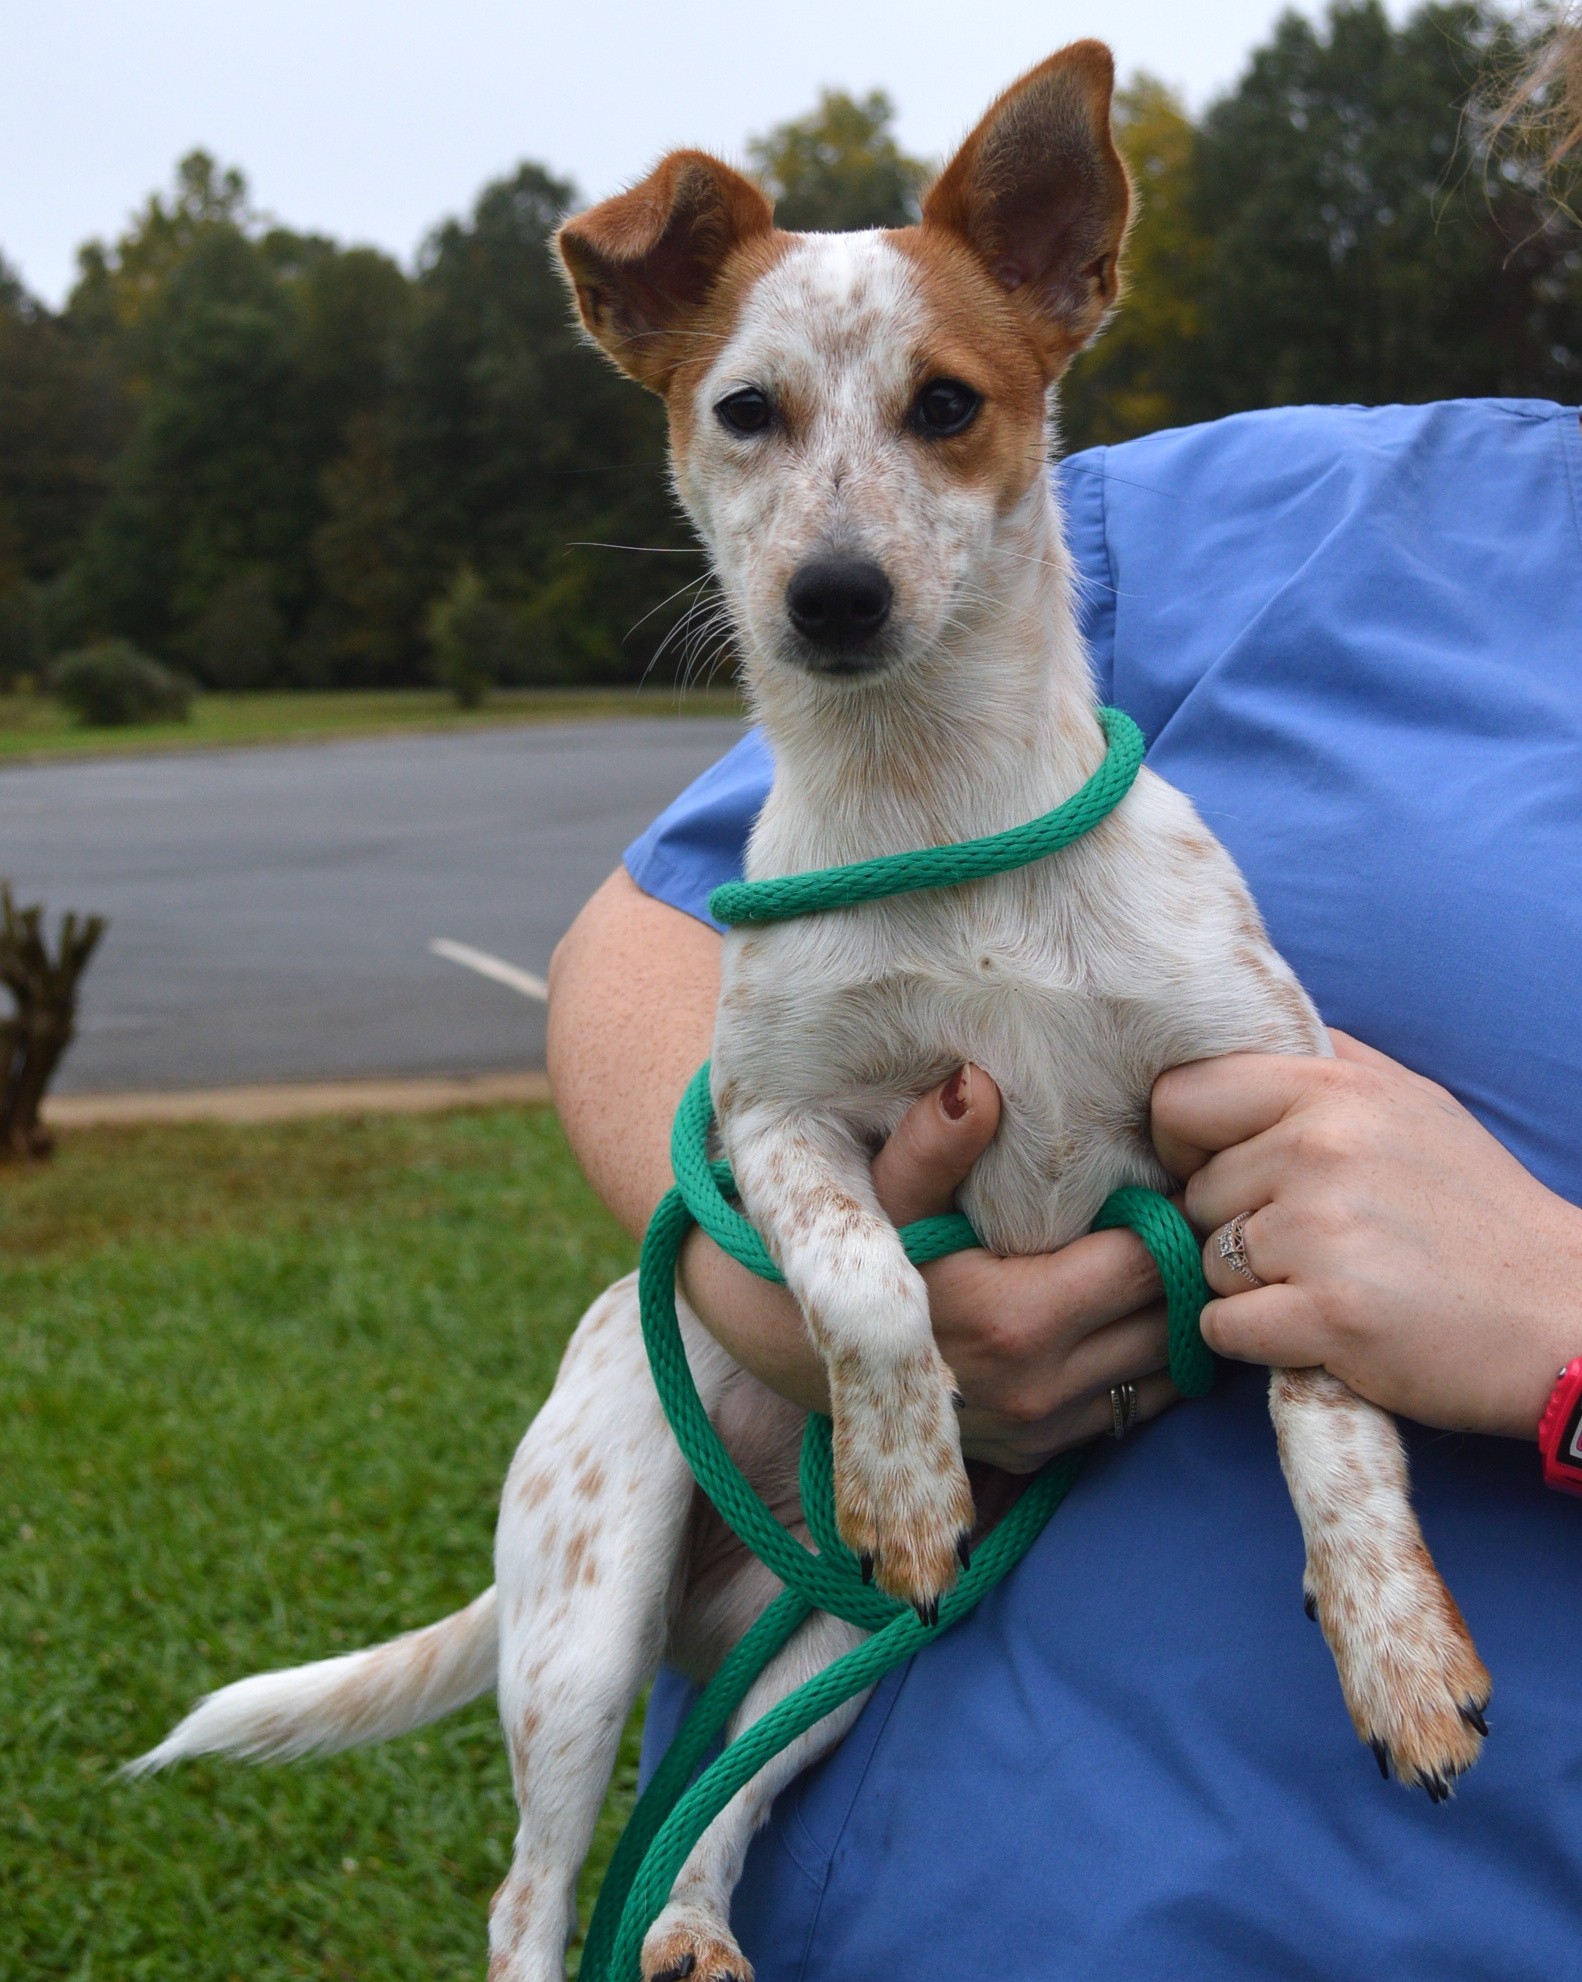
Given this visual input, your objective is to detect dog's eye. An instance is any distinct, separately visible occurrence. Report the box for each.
[715,387,773,437]
[913,379,981,437]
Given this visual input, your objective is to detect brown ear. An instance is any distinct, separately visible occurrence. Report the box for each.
[922,42,1130,373]
[556,151,775,391]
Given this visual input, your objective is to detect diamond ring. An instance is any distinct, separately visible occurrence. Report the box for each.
[1216,1212,1265,1287]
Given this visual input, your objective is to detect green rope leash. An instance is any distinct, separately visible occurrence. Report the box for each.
[581,707,1212,1982]
[709,704,1146,926]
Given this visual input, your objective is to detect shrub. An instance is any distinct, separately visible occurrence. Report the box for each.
[0,581,44,689]
[47,640,194,727]
[426,567,518,708]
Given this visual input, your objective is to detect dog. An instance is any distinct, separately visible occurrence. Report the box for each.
[134,44,1492,1982]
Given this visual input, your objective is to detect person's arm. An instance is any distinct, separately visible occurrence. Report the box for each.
[546,867,722,1237]
[547,866,1176,1471]
[1154,1031,1582,1439]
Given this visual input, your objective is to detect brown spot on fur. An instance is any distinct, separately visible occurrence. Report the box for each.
[564,1526,602,1586]
[556,154,779,396]
[516,1469,552,1510]
[918,44,1130,376]
[890,228,1049,515]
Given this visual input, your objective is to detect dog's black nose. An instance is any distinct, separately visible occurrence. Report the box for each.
[785,557,893,656]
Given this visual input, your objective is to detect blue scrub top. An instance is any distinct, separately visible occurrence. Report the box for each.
[625,400,1582,1980]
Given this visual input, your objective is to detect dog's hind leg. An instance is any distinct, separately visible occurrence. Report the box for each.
[487,1272,736,1982]
[640,1608,869,1982]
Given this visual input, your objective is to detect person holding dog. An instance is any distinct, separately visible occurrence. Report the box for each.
[548,21,1582,1979]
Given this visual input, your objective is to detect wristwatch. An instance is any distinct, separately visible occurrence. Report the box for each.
[1538,1357,1582,1495]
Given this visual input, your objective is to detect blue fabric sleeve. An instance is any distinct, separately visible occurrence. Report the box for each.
[1056,445,1116,700]
[622,728,774,932]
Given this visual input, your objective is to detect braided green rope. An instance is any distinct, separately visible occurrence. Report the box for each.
[581,706,1212,1982]
[708,704,1145,926]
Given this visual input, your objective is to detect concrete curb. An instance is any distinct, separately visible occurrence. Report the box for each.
[44,1071,552,1128]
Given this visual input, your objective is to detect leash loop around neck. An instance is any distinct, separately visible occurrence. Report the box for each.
[708,704,1144,927]
[582,701,1211,1982]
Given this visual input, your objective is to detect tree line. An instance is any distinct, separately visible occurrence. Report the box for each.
[1,0,1576,695]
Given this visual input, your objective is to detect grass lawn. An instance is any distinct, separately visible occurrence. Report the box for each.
[0,684,743,764]
[0,1106,643,1979]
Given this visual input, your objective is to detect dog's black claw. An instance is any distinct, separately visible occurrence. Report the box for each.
[859,1551,874,1585]
[1303,1591,1318,1622]
[1460,1702,1489,1737]
[951,1389,967,1411]
[1423,1772,1451,1805]
[956,1531,973,1571]
[915,1596,940,1628]
[1369,1737,1390,1780]
[653,1958,697,1982]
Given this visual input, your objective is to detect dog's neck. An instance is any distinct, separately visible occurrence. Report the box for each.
[739,484,1104,876]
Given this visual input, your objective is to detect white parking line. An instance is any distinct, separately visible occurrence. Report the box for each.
[429,939,548,1003]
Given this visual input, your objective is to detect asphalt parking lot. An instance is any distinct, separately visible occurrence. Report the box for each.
[1,717,745,1093]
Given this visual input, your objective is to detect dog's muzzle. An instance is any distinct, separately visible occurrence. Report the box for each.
[785,556,893,669]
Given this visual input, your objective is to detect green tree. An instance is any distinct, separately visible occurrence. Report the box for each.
[64,160,410,678]
[427,566,517,706]
[1061,79,1213,448]
[748,89,931,229]
[1186,0,1581,413]
[396,163,688,684]
[0,258,125,665]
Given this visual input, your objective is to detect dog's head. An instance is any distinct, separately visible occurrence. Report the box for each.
[556,45,1128,692]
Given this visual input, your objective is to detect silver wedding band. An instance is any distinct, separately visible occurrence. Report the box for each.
[1110,1380,1139,1441]
[1217,1212,1265,1288]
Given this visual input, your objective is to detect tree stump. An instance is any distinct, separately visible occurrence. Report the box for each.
[0,883,106,1161]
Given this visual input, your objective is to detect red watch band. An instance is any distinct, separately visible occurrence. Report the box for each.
[1538,1357,1582,1495]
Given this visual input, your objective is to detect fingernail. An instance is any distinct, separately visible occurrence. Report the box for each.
[941,1065,971,1121]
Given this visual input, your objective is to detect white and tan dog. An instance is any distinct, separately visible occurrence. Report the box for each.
[136,45,1491,1982]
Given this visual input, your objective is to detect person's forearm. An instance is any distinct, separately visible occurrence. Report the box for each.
[546,867,827,1397]
[546,867,723,1239]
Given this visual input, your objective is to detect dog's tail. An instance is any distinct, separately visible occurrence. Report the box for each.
[124,1585,498,1775]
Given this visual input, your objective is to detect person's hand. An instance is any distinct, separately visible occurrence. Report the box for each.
[681,1065,1178,1472]
[1151,1031,1582,1440]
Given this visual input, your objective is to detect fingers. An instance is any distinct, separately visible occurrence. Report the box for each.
[1198,1283,1323,1367]
[1199,1204,1285,1298]
[1045,1301,1172,1407]
[872,1064,1002,1226]
[927,1225,1163,1360]
[1151,1052,1332,1172]
[956,1300,1170,1463]
[1327,1027,1396,1071]
[961,1369,1179,1472]
[1183,1132,1282,1236]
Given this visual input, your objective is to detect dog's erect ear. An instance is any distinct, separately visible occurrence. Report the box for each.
[922,42,1130,373]
[556,152,775,392]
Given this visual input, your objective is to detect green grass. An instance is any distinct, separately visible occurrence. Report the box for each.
[0,684,743,764]
[0,1107,645,1979]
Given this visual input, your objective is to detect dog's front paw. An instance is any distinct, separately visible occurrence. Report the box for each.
[1309,1541,1491,1800]
[830,1348,975,1620]
[642,1908,753,1982]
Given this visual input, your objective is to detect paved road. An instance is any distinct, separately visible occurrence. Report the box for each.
[0,718,745,1093]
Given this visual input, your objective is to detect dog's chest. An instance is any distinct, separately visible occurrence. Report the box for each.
[715,871,1184,1254]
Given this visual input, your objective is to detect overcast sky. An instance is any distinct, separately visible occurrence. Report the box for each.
[4,0,1406,306]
